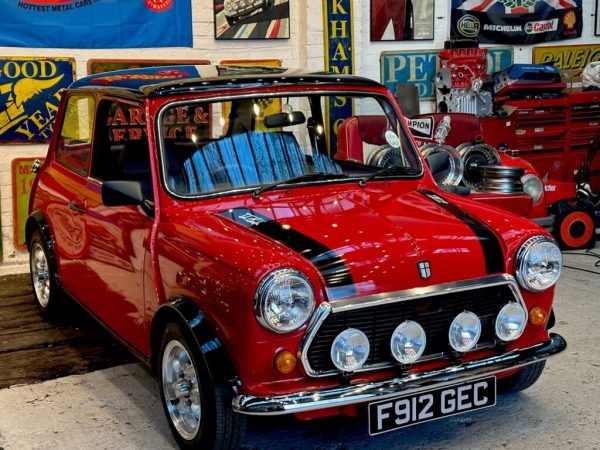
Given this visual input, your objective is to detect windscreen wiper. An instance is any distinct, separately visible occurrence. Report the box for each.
[252,172,349,198]
[358,166,421,186]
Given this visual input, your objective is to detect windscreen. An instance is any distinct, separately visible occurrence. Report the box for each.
[158,92,422,196]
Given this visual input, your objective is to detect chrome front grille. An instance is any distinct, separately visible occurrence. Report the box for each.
[299,275,524,377]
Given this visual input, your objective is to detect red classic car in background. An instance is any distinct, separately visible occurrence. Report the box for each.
[28,66,565,449]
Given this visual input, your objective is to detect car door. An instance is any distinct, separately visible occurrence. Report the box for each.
[45,93,95,297]
[75,98,154,354]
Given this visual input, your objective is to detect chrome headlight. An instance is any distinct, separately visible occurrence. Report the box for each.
[495,302,527,341]
[254,269,315,333]
[448,311,481,352]
[330,328,370,372]
[515,236,562,292]
[521,174,544,204]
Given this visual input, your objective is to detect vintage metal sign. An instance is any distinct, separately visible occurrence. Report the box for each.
[0,57,75,143]
[88,59,210,75]
[381,47,513,99]
[323,0,354,152]
[12,158,44,250]
[533,44,600,80]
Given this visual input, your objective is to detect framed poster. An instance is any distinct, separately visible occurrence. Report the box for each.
[12,158,44,250]
[88,59,210,75]
[371,0,434,41]
[596,0,600,36]
[214,0,290,39]
[0,57,75,143]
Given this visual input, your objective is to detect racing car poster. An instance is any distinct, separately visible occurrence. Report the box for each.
[451,0,583,44]
[214,0,290,39]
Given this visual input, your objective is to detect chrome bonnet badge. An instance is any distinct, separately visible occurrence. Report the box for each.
[418,261,431,280]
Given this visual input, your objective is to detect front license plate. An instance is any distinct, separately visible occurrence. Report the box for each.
[368,376,496,435]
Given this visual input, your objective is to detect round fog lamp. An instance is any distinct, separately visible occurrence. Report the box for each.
[330,328,370,372]
[449,311,481,352]
[390,321,427,364]
[495,303,527,341]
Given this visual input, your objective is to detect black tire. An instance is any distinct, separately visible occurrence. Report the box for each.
[158,323,246,450]
[28,229,62,314]
[497,361,546,394]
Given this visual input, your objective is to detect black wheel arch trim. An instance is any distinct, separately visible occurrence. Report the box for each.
[25,210,61,286]
[151,298,240,392]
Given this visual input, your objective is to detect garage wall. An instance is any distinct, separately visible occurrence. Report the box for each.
[1,0,599,268]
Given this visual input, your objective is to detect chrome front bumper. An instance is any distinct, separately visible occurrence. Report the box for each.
[232,333,566,416]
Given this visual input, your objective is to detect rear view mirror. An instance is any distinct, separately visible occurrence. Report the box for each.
[264,111,306,128]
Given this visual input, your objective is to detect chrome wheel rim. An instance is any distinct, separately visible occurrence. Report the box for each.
[30,242,50,308]
[162,340,201,441]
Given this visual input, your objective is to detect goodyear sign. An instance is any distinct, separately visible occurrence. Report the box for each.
[381,47,512,99]
[324,0,354,153]
[0,57,75,143]
[533,44,600,80]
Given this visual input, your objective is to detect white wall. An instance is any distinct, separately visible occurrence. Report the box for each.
[1,0,599,269]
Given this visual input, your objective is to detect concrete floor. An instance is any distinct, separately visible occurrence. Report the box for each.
[0,247,599,450]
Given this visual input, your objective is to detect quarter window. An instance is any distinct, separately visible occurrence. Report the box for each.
[56,94,95,176]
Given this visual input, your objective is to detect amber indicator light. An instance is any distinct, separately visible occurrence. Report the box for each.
[529,307,547,326]
[274,350,297,374]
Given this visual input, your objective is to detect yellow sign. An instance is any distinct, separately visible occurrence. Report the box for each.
[218,59,283,133]
[533,44,600,79]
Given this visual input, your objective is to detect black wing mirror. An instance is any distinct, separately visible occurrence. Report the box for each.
[102,180,154,217]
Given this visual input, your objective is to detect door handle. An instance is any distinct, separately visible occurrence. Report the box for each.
[68,202,85,214]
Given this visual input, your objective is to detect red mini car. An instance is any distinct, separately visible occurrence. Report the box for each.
[27,65,566,449]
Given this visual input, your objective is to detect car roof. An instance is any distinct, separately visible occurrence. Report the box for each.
[69,65,381,97]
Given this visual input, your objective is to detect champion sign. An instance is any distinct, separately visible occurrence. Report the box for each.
[407,117,434,139]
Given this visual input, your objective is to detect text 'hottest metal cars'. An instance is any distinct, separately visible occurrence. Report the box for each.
[27,65,566,449]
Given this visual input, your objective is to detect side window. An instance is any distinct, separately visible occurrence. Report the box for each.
[91,100,152,198]
[56,94,95,176]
